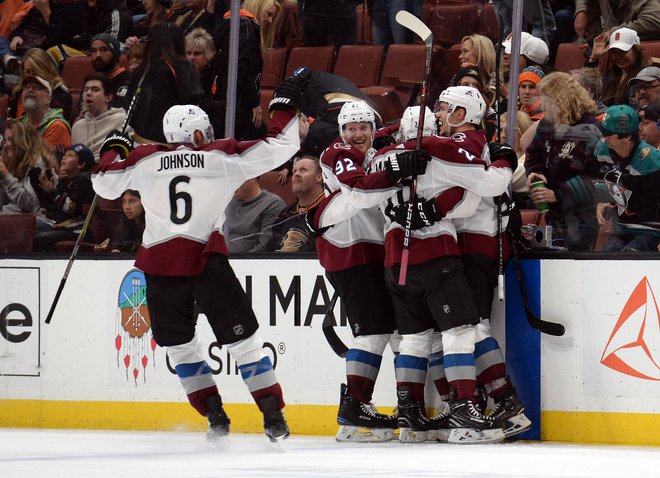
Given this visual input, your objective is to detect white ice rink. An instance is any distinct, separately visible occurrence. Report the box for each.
[2,429,660,478]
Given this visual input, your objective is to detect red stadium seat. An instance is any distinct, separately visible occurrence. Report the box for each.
[285,46,335,77]
[262,48,288,89]
[427,3,482,47]
[642,41,660,63]
[554,43,588,73]
[333,45,384,87]
[356,4,373,45]
[0,214,35,253]
[61,56,94,94]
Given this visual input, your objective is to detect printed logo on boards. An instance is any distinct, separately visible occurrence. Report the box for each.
[114,269,157,386]
[600,277,660,381]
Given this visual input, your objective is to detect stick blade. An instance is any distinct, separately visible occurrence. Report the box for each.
[395,10,432,44]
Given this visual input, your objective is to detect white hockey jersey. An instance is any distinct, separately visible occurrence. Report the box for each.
[92,111,300,275]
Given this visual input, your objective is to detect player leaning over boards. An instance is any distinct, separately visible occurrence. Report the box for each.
[311,100,416,442]
[91,74,309,443]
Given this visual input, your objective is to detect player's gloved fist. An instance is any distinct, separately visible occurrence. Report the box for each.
[488,142,518,172]
[393,197,442,230]
[100,130,133,160]
[384,150,430,183]
[269,68,311,114]
[372,135,396,151]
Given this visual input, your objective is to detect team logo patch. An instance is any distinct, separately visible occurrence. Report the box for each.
[443,304,451,314]
[114,269,156,386]
[640,147,651,160]
[558,141,576,159]
[233,324,245,336]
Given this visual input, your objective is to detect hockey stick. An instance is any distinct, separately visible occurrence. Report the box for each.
[495,9,505,301]
[321,291,348,358]
[45,72,147,325]
[395,10,433,286]
[508,232,565,336]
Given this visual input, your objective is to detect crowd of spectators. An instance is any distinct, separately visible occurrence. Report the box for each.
[0,0,659,254]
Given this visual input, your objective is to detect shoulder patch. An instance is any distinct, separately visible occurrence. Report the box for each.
[639,147,651,160]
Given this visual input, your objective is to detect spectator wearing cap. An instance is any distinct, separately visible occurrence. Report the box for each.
[518,66,545,121]
[587,27,649,107]
[33,143,97,251]
[594,104,660,251]
[503,31,550,71]
[628,66,660,109]
[524,72,603,251]
[574,0,660,42]
[72,73,133,162]
[88,33,130,110]
[638,104,660,149]
[20,75,72,151]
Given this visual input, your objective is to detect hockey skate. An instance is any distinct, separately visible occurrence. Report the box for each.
[336,384,396,443]
[427,407,451,443]
[396,386,431,443]
[489,387,532,438]
[206,395,230,442]
[259,395,290,443]
[447,399,505,444]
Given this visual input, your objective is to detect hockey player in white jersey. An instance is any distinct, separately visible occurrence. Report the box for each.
[309,100,423,442]
[92,74,308,443]
[427,87,532,439]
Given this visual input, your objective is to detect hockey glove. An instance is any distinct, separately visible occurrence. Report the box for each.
[384,150,430,183]
[269,68,312,115]
[100,130,133,160]
[372,135,397,151]
[393,197,443,230]
[488,142,518,172]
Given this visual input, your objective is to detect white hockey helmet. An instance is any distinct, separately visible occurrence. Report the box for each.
[400,106,437,141]
[163,105,214,145]
[337,100,376,143]
[437,86,486,127]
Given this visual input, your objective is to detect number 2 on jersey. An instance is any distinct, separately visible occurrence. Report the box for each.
[169,175,192,224]
[334,158,357,175]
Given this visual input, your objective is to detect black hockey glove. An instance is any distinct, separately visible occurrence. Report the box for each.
[393,197,443,230]
[488,142,518,173]
[100,130,133,160]
[372,135,397,151]
[384,150,430,183]
[269,68,312,114]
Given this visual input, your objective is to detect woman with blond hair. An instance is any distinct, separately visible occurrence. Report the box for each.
[522,72,603,250]
[0,121,57,214]
[459,34,496,91]
[8,48,72,122]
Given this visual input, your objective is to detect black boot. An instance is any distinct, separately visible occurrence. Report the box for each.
[396,386,430,443]
[259,395,289,442]
[206,394,230,441]
[336,383,396,442]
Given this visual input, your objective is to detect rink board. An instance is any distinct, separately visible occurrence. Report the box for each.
[1,257,660,445]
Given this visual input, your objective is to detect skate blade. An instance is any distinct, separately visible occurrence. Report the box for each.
[427,429,451,443]
[503,413,532,438]
[398,427,428,443]
[267,433,289,452]
[335,425,394,443]
[448,427,505,444]
[206,433,230,449]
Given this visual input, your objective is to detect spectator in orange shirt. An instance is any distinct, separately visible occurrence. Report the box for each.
[19,75,72,152]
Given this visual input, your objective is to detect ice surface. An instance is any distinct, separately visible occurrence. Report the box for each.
[1,429,659,478]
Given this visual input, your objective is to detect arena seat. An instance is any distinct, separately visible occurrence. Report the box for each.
[260,89,275,127]
[0,214,35,253]
[0,95,8,117]
[61,56,94,95]
[333,45,384,87]
[427,3,482,47]
[554,43,588,73]
[285,46,335,77]
[642,41,660,63]
[362,44,442,122]
[356,4,373,45]
[262,48,288,89]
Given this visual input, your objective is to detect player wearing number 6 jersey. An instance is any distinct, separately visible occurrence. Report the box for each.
[92,74,308,444]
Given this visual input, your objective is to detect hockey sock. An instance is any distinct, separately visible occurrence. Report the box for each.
[442,325,477,401]
[238,356,285,410]
[474,322,508,397]
[395,354,428,403]
[174,360,219,416]
[428,351,451,401]
[346,348,382,403]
